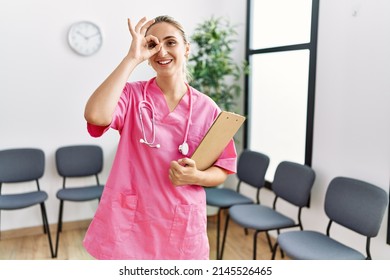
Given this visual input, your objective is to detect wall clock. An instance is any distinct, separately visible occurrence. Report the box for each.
[68,21,103,56]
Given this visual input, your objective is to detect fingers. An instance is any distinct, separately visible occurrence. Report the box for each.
[127,18,137,39]
[170,160,181,174]
[168,168,176,182]
[128,17,155,37]
[169,161,181,186]
[169,159,198,186]
[140,19,156,35]
[169,163,181,186]
[134,17,147,34]
[145,35,161,51]
[178,158,195,168]
[127,17,160,61]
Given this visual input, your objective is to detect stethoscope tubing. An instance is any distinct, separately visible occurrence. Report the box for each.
[138,100,157,146]
[139,77,193,154]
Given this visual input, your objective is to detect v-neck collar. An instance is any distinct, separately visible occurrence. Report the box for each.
[148,78,190,121]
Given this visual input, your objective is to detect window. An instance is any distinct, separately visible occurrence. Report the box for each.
[245,0,319,183]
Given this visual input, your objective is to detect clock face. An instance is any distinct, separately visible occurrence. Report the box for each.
[68,21,103,56]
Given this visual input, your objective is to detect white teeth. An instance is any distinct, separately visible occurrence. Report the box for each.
[158,60,172,65]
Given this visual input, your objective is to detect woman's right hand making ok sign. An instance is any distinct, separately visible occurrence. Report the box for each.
[127,17,161,64]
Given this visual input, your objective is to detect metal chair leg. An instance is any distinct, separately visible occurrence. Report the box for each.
[40,208,47,234]
[40,203,55,258]
[215,209,222,259]
[253,230,261,260]
[265,231,273,252]
[54,200,64,258]
[219,212,230,259]
[271,242,279,260]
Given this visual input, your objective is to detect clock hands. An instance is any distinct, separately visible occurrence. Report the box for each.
[86,32,100,39]
[76,30,100,40]
[76,30,88,40]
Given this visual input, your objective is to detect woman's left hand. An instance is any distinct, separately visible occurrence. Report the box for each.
[169,158,199,186]
[169,158,229,187]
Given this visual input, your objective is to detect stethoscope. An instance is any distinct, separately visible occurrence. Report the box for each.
[138,78,193,156]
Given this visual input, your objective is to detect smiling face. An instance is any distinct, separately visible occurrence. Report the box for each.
[146,22,190,80]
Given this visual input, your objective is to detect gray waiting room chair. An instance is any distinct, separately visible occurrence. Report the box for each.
[54,145,104,258]
[205,149,270,259]
[272,176,389,260]
[227,161,316,259]
[0,148,54,258]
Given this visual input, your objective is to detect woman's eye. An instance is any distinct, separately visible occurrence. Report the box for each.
[166,41,176,46]
[147,42,157,49]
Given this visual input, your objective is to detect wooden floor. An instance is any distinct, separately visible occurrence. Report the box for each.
[0,212,287,260]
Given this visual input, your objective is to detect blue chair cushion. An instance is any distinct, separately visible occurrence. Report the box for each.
[205,188,253,208]
[56,185,104,202]
[0,191,48,210]
[230,204,296,230]
[277,230,366,260]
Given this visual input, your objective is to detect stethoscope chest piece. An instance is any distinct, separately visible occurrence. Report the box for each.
[179,142,189,156]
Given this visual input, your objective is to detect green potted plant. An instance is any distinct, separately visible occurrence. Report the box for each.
[188,16,248,113]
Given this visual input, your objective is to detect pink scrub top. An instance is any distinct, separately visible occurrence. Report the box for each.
[83,78,237,260]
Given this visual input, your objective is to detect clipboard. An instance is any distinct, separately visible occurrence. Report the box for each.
[191,111,246,171]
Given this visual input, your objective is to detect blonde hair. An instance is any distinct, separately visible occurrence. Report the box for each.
[146,15,192,82]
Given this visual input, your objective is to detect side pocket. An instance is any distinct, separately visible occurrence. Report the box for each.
[169,204,191,250]
[169,204,208,259]
[119,193,138,221]
[117,193,138,231]
[84,191,138,252]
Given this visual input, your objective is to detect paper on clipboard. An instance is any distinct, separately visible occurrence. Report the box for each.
[191,111,246,171]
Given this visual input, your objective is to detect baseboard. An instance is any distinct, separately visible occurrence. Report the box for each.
[0,219,92,240]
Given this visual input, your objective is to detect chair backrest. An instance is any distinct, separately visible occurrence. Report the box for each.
[272,161,316,207]
[325,176,388,238]
[0,148,45,183]
[55,145,103,178]
[236,150,269,189]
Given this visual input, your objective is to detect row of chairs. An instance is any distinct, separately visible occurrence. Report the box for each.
[0,145,104,258]
[206,149,389,260]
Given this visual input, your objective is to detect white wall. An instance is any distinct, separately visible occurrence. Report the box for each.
[310,0,390,259]
[1,0,389,259]
[246,0,390,259]
[0,0,246,230]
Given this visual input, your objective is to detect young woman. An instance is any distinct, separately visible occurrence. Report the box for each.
[83,15,238,259]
